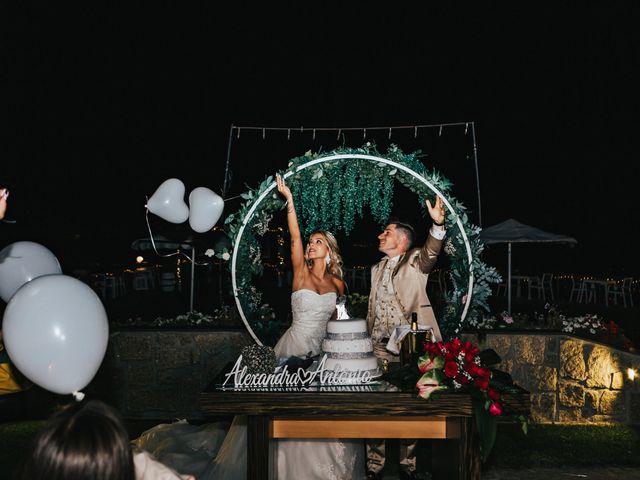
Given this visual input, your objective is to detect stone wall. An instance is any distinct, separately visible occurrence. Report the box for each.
[101,329,253,419]
[464,332,640,424]
[101,330,640,423]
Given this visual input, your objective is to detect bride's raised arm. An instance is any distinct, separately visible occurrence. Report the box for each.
[276,174,306,278]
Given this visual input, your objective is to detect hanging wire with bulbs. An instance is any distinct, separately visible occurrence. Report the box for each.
[222,121,483,226]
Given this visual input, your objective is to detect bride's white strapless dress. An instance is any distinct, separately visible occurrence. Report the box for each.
[274,289,336,359]
[272,289,365,480]
[134,289,365,480]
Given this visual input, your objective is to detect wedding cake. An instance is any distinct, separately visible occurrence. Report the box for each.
[321,318,379,376]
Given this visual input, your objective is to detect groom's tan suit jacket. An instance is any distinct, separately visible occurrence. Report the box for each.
[367,233,443,341]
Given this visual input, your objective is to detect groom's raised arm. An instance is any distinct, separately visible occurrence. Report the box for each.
[415,228,444,273]
[415,195,446,273]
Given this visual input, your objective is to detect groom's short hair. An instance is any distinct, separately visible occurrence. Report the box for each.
[387,218,415,248]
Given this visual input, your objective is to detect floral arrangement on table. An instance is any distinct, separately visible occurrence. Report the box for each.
[384,337,529,462]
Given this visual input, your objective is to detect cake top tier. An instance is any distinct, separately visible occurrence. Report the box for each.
[326,318,367,334]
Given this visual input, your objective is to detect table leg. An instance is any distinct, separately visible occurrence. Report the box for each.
[247,416,271,480]
[431,417,480,480]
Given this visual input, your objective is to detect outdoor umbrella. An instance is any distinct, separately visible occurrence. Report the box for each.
[479,219,577,313]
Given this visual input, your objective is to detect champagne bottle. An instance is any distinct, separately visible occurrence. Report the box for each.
[400,312,418,366]
[410,312,418,332]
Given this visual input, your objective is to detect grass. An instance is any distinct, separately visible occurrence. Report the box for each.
[0,420,46,480]
[1,420,639,479]
[484,423,640,469]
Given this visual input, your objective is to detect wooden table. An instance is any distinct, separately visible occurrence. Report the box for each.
[200,381,529,480]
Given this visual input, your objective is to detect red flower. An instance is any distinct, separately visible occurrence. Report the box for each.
[466,362,480,376]
[489,402,503,416]
[444,361,459,378]
[475,377,489,390]
[465,351,478,363]
[463,341,479,358]
[476,367,491,379]
[455,373,470,384]
[424,341,444,357]
[488,388,501,401]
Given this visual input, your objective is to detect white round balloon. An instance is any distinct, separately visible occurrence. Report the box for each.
[0,241,63,303]
[2,275,109,395]
[188,187,224,233]
[147,178,189,224]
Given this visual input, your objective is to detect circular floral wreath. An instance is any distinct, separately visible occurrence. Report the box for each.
[220,144,501,345]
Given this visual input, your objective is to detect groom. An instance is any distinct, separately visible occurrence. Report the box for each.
[365,196,446,480]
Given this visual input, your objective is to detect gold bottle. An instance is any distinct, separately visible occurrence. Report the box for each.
[400,313,420,365]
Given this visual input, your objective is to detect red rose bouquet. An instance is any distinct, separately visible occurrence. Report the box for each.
[384,337,528,462]
[418,339,498,406]
[415,337,528,460]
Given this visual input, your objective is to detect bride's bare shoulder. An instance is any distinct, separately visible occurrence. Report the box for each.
[331,275,345,295]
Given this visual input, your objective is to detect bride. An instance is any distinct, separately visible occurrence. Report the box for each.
[209,175,364,479]
[270,173,365,480]
[133,175,364,479]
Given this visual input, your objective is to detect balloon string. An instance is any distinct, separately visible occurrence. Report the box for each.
[72,391,85,402]
[144,208,214,266]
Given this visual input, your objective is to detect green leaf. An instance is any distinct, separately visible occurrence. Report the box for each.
[473,396,497,462]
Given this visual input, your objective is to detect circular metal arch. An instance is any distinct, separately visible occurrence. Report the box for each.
[231,154,475,345]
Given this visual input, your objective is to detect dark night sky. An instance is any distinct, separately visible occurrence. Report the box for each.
[2,4,639,277]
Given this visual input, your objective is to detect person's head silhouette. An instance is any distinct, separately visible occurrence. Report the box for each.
[19,399,134,480]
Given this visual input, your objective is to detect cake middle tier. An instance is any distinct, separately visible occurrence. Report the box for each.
[321,337,373,354]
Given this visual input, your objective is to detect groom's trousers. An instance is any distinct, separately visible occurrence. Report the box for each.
[366,438,417,474]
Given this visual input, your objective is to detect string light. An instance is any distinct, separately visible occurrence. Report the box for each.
[229,122,473,141]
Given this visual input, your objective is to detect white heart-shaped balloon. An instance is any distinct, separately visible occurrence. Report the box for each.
[147,178,189,224]
[188,187,224,233]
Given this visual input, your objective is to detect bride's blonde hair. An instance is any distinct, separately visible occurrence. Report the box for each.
[305,230,344,279]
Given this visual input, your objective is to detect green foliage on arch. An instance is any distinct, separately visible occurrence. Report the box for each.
[221,144,501,342]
